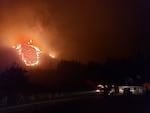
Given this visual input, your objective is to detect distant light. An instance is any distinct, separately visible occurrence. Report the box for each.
[30,39,33,43]
[49,54,55,58]
[97,84,104,88]
[96,89,100,93]
[105,85,108,88]
[28,39,33,44]
[119,88,124,93]
[130,89,135,93]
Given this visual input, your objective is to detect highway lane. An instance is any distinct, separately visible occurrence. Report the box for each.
[0,90,98,113]
[31,95,150,113]
[0,91,150,113]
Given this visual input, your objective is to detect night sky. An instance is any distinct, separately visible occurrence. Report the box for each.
[0,0,150,68]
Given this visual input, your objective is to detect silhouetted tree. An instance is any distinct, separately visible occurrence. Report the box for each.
[0,63,28,93]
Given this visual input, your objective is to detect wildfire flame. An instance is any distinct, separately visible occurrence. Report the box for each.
[14,40,40,66]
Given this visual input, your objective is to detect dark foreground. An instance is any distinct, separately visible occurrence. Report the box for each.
[1,94,150,113]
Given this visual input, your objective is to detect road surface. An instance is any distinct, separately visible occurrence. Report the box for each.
[0,91,150,113]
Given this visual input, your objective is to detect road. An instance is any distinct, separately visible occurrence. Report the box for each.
[0,91,150,113]
[33,95,150,113]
